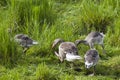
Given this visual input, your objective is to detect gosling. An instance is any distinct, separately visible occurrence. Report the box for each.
[52,38,82,62]
[14,34,38,53]
[75,32,105,53]
[84,49,99,75]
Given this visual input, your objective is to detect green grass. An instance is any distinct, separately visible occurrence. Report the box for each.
[0,0,120,80]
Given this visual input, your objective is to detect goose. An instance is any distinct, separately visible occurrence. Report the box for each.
[52,38,82,62]
[14,34,38,53]
[75,32,105,53]
[84,49,99,75]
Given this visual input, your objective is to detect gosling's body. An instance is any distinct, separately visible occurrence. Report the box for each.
[84,49,99,75]
[14,34,38,53]
[75,32,105,53]
[85,32,105,46]
[52,39,82,62]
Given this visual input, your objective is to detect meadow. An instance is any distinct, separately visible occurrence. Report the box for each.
[0,0,120,80]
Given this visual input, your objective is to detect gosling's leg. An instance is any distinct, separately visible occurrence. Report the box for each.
[101,44,106,54]
[23,47,29,53]
[93,66,96,75]
[70,62,74,69]
[89,42,94,49]
[89,66,95,76]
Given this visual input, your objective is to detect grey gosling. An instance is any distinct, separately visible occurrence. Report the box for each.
[75,32,105,53]
[14,34,38,53]
[52,38,82,62]
[84,49,99,76]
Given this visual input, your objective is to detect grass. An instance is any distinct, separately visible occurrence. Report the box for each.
[0,0,120,80]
